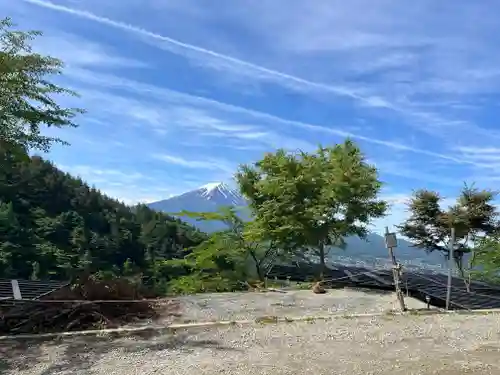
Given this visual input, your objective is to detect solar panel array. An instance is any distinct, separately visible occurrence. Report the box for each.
[0,279,68,300]
[268,263,500,310]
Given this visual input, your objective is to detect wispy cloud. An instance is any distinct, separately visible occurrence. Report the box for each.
[23,0,500,145]
[454,146,500,171]
[56,163,205,204]
[21,0,402,109]
[374,161,465,187]
[153,153,235,174]
[12,0,500,207]
[59,67,471,166]
[372,192,462,234]
[32,31,147,69]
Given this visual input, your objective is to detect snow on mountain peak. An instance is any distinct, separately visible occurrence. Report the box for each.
[197,182,245,205]
[199,182,226,192]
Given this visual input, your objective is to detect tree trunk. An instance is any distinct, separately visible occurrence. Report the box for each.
[467,248,477,291]
[318,243,325,280]
[249,251,264,281]
[454,255,471,293]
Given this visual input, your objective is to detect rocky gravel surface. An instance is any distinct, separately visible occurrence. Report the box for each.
[2,289,498,375]
[2,313,500,375]
[171,288,428,323]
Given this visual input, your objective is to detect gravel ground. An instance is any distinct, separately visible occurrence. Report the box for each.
[170,288,428,323]
[2,313,500,375]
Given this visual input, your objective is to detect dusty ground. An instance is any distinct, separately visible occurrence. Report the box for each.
[168,288,429,324]
[2,289,499,375]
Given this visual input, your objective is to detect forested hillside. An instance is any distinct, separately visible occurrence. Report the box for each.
[0,154,206,282]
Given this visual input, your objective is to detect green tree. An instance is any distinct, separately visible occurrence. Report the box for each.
[472,235,500,284]
[0,17,83,153]
[178,207,278,281]
[0,200,38,278]
[236,140,387,279]
[398,184,499,291]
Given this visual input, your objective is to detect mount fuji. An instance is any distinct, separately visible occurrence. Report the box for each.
[148,182,249,232]
[148,182,448,271]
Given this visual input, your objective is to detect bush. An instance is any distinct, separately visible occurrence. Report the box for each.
[167,273,246,294]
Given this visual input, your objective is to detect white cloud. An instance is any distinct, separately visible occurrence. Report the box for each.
[153,153,235,174]
[16,0,500,209]
[33,0,500,151]
[55,163,204,204]
[59,67,475,166]
[371,192,461,235]
[23,0,500,145]
[32,32,147,69]
[19,0,413,111]
[454,146,500,175]
[375,161,465,187]
[56,164,148,185]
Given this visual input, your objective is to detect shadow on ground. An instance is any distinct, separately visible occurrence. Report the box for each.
[345,287,394,296]
[0,340,43,373]
[0,330,240,374]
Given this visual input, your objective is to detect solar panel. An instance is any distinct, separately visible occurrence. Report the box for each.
[268,263,500,310]
[0,279,68,300]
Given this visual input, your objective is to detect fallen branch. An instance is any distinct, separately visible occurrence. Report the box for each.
[0,275,180,335]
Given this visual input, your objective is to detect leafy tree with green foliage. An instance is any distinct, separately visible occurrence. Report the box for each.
[167,207,279,293]
[471,235,500,284]
[399,184,499,291]
[189,207,279,280]
[0,200,38,278]
[236,140,388,279]
[0,17,83,153]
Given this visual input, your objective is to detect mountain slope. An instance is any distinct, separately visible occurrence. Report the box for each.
[0,154,205,281]
[149,183,447,271]
[148,182,249,232]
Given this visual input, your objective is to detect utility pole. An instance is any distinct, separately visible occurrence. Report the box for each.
[445,227,456,310]
[384,227,406,312]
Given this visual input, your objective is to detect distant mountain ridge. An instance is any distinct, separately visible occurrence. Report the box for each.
[148,182,448,271]
[148,182,249,232]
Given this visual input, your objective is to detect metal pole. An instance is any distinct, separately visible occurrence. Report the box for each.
[385,227,406,312]
[445,227,456,310]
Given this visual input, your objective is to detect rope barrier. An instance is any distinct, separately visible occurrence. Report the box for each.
[0,298,175,304]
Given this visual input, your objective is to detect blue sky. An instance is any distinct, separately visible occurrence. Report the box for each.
[4,0,500,233]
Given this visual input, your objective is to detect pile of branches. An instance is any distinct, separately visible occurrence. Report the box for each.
[0,275,180,335]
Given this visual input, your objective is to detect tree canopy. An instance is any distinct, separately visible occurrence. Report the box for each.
[167,207,278,294]
[399,184,499,289]
[472,235,500,284]
[0,17,83,153]
[236,140,387,278]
